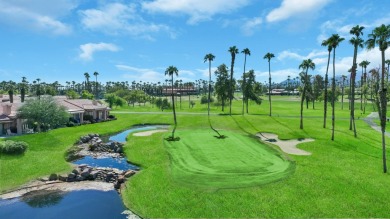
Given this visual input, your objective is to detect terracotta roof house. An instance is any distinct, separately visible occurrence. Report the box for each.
[55,97,111,124]
[0,95,110,136]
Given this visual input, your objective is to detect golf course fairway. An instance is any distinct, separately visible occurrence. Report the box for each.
[164,130,295,189]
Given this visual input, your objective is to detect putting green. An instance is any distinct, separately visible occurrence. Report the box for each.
[164,130,295,189]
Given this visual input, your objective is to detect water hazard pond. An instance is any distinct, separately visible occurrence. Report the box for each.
[0,190,127,219]
[0,125,168,219]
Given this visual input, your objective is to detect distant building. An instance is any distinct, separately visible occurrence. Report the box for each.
[266,89,299,95]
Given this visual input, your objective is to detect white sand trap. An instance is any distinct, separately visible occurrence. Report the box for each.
[256,133,314,156]
[133,129,168,136]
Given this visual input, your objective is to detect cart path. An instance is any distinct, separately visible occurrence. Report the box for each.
[363,112,390,137]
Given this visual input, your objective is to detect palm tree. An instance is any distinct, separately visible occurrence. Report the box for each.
[84,72,90,92]
[204,54,224,138]
[321,37,333,128]
[328,34,345,140]
[93,71,99,99]
[36,78,41,99]
[299,59,315,129]
[228,46,239,115]
[349,25,364,137]
[359,60,370,114]
[165,66,179,141]
[6,81,15,103]
[263,52,275,116]
[385,59,390,82]
[366,24,390,173]
[241,48,251,114]
[341,75,347,109]
[21,76,27,102]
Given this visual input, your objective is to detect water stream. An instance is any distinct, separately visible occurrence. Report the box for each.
[0,125,168,219]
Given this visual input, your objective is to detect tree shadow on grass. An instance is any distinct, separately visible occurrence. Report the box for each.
[165,136,181,141]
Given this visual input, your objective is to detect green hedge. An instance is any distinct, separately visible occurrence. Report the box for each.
[0,140,28,155]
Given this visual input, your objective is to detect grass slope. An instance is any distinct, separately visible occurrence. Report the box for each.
[165,129,294,189]
[1,96,389,218]
[121,100,390,218]
[0,114,171,192]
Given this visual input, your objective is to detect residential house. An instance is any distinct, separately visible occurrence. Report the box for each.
[0,95,110,135]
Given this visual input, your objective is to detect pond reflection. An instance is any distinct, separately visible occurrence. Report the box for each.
[20,190,66,208]
[0,190,127,219]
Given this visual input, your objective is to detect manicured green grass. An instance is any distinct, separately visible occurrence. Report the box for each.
[0,114,171,192]
[1,96,389,218]
[122,112,390,218]
[165,129,294,189]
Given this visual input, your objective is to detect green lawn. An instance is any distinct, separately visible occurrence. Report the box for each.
[1,96,389,218]
[165,129,294,189]
[121,110,390,218]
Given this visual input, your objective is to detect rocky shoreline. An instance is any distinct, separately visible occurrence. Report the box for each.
[1,133,137,198]
[0,132,145,219]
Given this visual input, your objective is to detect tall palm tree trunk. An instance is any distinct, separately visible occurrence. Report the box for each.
[171,75,177,138]
[324,51,331,128]
[360,68,363,111]
[208,62,212,117]
[300,69,308,129]
[331,49,336,141]
[341,85,344,109]
[300,86,306,129]
[242,55,247,115]
[350,46,358,137]
[246,98,249,114]
[229,59,234,116]
[363,72,367,114]
[268,61,272,116]
[380,50,387,173]
[208,61,222,137]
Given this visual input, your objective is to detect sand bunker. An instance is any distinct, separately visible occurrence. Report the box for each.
[256,133,314,156]
[133,129,167,136]
[0,181,114,199]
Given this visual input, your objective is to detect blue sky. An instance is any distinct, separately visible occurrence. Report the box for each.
[0,0,389,85]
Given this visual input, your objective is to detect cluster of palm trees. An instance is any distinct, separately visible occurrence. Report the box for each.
[83,71,99,99]
[164,47,273,140]
[312,24,390,173]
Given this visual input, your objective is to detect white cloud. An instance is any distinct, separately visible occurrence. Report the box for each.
[116,65,214,83]
[79,3,174,39]
[317,49,390,77]
[116,65,165,83]
[278,50,328,61]
[255,68,299,83]
[317,15,390,44]
[0,0,74,35]
[79,43,119,61]
[196,67,217,79]
[278,51,304,60]
[142,0,250,24]
[266,0,331,23]
[241,17,262,36]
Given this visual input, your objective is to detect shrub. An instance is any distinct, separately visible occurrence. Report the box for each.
[155,98,171,111]
[190,100,196,108]
[82,121,91,125]
[108,115,116,119]
[0,140,28,155]
[83,114,94,122]
[66,121,75,127]
[201,95,214,104]
[69,117,78,123]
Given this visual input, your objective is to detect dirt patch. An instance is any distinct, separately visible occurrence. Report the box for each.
[256,133,314,156]
[133,129,168,136]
